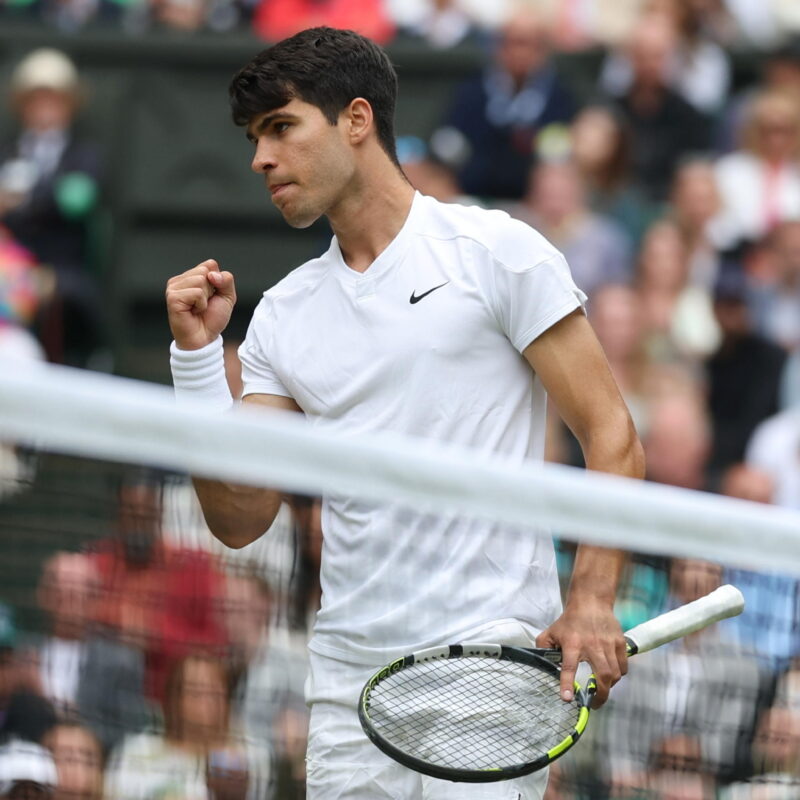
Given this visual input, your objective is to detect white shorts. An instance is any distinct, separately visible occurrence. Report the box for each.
[305,620,549,800]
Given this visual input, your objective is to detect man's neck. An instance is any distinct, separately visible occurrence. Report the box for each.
[327,163,416,274]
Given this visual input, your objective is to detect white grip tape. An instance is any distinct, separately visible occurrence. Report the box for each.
[625,584,745,655]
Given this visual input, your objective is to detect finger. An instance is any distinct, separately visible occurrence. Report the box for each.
[617,637,629,677]
[167,274,216,299]
[167,264,218,291]
[208,270,236,302]
[589,650,618,709]
[559,648,579,702]
[169,287,208,315]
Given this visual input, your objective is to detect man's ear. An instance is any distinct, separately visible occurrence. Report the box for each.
[344,97,374,145]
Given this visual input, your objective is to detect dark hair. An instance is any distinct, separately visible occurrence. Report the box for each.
[229,27,400,165]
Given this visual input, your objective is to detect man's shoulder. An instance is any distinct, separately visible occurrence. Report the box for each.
[261,247,334,301]
[416,194,563,272]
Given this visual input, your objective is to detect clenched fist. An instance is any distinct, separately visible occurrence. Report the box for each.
[166,259,237,351]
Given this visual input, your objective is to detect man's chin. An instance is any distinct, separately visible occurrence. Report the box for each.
[281,207,322,229]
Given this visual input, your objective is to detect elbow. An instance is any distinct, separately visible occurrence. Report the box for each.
[580,411,646,480]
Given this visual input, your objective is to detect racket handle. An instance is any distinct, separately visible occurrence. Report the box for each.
[624,584,745,655]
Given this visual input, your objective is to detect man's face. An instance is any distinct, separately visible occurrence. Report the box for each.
[247,98,356,229]
[17,88,74,133]
[495,12,549,84]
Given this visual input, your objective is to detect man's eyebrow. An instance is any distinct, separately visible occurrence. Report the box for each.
[247,112,300,140]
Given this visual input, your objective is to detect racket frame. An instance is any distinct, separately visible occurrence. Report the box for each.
[358,643,595,783]
[358,584,744,783]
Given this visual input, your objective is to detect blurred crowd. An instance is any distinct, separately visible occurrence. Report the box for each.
[1,0,800,797]
[0,0,799,47]
[0,465,320,799]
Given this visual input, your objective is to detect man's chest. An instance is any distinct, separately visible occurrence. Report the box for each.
[269,268,506,419]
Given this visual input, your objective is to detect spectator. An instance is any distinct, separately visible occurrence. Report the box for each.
[104,655,271,800]
[720,703,800,798]
[644,385,711,490]
[715,91,800,248]
[222,571,306,796]
[745,404,800,512]
[437,4,575,200]
[720,464,799,672]
[0,229,44,497]
[749,220,800,352]
[606,13,711,201]
[22,553,148,754]
[716,39,800,154]
[396,136,479,205]
[569,103,657,245]
[605,558,767,787]
[670,158,736,289]
[43,723,103,800]
[0,229,45,363]
[91,471,228,702]
[387,0,485,48]
[0,610,29,735]
[0,49,104,368]
[0,740,57,800]
[588,284,652,436]
[509,159,633,298]
[705,265,786,479]
[602,0,731,115]
[636,219,720,362]
[252,0,395,45]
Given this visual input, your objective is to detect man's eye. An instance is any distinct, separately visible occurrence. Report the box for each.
[275,123,290,134]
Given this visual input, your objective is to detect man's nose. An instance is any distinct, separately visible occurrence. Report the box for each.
[251,139,276,173]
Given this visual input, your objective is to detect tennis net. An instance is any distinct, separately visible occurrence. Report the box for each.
[1,359,799,799]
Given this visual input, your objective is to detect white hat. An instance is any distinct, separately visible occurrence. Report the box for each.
[10,48,80,95]
[0,740,57,794]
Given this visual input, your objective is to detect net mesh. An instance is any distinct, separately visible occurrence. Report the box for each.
[1,362,800,800]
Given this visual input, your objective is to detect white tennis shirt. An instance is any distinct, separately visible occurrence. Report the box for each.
[240,192,587,665]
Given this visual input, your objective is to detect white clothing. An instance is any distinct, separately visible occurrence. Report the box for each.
[304,619,548,799]
[715,152,800,244]
[104,733,209,800]
[104,732,273,800]
[240,192,584,667]
[745,408,800,511]
[38,637,83,711]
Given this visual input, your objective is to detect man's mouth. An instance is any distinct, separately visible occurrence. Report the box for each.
[269,182,291,197]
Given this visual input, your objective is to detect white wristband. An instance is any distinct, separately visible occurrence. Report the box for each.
[169,337,233,411]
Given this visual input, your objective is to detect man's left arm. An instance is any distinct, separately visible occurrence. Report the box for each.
[523,309,646,707]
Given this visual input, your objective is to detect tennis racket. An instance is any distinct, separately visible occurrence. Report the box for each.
[358,583,744,783]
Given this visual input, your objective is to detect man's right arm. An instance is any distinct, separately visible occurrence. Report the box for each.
[166,259,300,549]
[192,393,302,549]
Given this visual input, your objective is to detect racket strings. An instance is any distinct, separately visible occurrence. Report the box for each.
[365,657,580,771]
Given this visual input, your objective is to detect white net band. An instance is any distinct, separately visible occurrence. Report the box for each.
[2,358,799,575]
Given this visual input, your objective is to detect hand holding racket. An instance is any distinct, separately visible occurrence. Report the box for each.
[359,584,744,783]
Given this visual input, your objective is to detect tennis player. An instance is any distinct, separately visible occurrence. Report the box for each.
[166,27,645,800]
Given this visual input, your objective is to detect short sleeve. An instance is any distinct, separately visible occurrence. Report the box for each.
[487,250,587,353]
[238,296,293,399]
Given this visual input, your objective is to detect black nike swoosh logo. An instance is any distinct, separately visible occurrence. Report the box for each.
[409,281,449,304]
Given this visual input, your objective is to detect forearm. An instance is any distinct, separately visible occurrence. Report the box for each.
[568,410,645,607]
[193,477,283,548]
